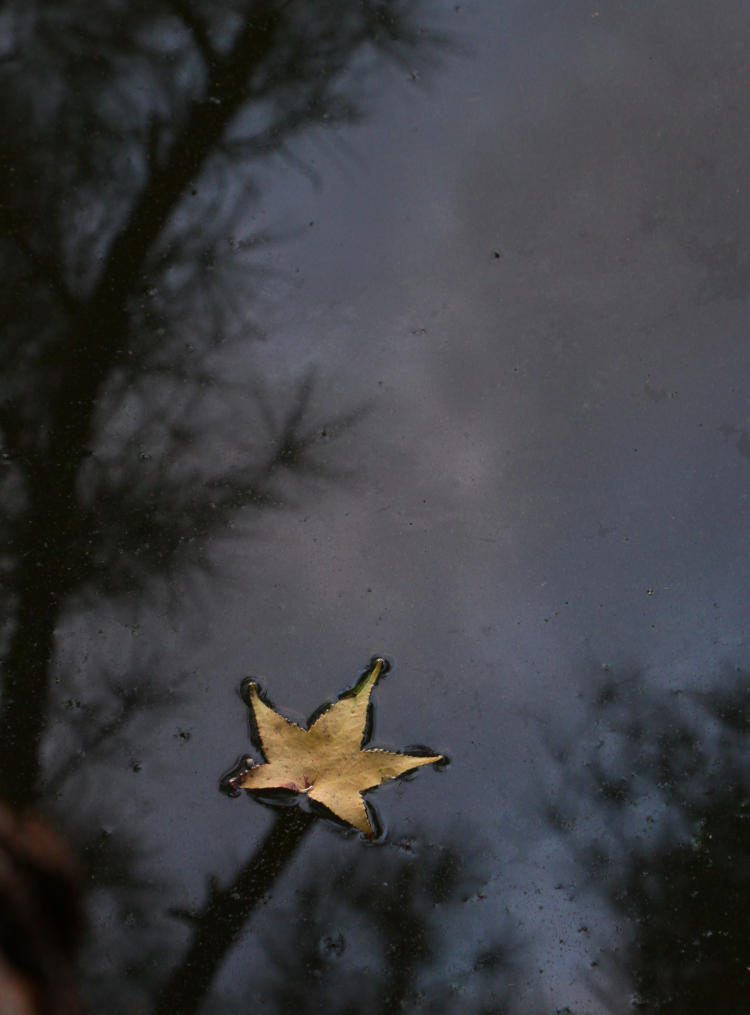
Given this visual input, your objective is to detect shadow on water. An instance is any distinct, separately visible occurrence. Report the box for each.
[547,659,750,1014]
[0,1,449,1010]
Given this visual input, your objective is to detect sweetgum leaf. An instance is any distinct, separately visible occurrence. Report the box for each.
[227,659,443,837]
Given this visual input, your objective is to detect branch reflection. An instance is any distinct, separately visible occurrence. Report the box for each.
[549,661,750,1013]
[0,1,446,1010]
[203,828,524,1014]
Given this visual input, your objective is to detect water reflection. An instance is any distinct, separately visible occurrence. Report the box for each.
[549,662,750,1013]
[205,829,525,1014]
[1,0,434,805]
[0,0,442,1009]
[156,809,315,1015]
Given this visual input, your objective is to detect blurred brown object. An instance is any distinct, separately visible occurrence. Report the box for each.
[0,804,85,1015]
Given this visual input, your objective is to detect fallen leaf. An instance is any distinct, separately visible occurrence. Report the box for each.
[227,658,444,837]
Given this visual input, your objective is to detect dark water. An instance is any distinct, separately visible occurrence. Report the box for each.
[3,1,750,1011]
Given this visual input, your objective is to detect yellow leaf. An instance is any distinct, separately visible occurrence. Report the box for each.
[227,658,444,837]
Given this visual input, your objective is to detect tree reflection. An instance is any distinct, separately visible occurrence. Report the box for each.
[0,0,444,1009]
[156,808,315,1015]
[549,661,750,1013]
[202,830,523,1014]
[1,0,438,806]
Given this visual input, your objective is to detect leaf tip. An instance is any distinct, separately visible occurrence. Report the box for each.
[240,676,261,706]
[220,754,255,796]
[370,655,390,678]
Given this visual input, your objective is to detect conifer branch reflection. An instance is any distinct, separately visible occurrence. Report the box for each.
[0,2,445,1010]
[548,661,750,1013]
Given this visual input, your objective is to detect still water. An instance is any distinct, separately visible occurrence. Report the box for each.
[2,1,750,1011]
